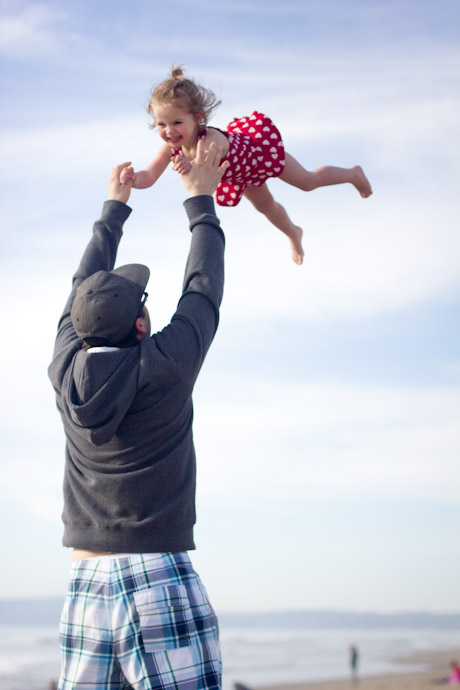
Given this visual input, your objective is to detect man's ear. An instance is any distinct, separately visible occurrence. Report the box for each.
[135,315,148,338]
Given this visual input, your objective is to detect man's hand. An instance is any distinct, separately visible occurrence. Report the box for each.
[108,162,133,204]
[181,141,229,197]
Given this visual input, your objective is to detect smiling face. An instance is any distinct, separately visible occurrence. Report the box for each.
[153,102,202,150]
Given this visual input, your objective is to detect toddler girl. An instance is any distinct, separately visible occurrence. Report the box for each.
[121,66,372,265]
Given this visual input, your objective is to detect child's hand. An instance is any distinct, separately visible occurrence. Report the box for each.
[109,162,133,204]
[172,154,193,175]
[120,166,136,185]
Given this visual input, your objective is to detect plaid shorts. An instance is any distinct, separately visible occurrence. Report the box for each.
[58,552,221,690]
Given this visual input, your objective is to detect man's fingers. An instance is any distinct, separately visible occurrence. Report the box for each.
[194,141,222,168]
[218,159,230,179]
[205,142,223,167]
[204,141,216,164]
[181,139,226,195]
[194,140,205,165]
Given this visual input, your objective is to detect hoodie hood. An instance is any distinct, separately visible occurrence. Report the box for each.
[61,346,140,446]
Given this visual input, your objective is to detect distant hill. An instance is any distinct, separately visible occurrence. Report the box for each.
[0,598,459,629]
[0,598,63,625]
[219,610,460,629]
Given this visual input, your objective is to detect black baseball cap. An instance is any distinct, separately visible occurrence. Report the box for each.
[71,264,150,344]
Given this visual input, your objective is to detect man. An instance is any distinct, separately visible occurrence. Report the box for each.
[349,645,359,685]
[48,142,228,690]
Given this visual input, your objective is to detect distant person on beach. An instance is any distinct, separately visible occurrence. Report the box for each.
[436,660,460,685]
[48,142,228,690]
[447,660,460,685]
[120,64,373,265]
[349,644,359,685]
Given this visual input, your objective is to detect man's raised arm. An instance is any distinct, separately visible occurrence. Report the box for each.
[49,164,134,385]
[154,142,229,381]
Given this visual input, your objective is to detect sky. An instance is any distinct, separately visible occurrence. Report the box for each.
[0,0,459,615]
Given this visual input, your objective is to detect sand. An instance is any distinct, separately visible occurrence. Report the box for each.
[256,649,460,690]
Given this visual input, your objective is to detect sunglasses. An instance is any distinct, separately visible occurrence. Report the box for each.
[137,291,149,317]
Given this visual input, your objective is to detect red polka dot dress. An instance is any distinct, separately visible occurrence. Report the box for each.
[217,111,285,206]
[171,111,285,207]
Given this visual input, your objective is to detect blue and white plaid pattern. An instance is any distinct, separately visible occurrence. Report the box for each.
[58,553,221,690]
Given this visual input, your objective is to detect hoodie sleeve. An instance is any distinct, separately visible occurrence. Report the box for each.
[48,200,132,393]
[150,195,225,388]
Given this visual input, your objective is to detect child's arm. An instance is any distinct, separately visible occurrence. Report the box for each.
[120,143,172,189]
[202,128,230,158]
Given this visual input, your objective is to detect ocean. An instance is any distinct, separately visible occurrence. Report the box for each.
[0,623,458,690]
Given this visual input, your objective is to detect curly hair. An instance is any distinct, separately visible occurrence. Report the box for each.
[147,65,221,127]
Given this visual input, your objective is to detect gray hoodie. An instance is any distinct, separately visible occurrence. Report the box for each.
[48,196,225,553]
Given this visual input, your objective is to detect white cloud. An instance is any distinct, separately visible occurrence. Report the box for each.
[217,191,460,321]
[194,378,460,503]
[0,3,67,56]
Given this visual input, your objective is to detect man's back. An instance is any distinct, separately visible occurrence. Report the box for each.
[48,195,225,554]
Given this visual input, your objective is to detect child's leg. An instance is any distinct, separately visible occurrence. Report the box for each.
[244,184,304,265]
[280,153,372,198]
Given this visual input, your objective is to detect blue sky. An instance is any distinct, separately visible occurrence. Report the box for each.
[0,0,459,614]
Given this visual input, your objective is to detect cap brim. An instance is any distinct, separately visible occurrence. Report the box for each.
[112,264,150,291]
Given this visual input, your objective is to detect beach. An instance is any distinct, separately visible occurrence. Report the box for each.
[0,620,458,690]
[258,649,459,690]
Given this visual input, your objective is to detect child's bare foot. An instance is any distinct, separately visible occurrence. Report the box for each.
[289,225,304,265]
[351,165,373,198]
